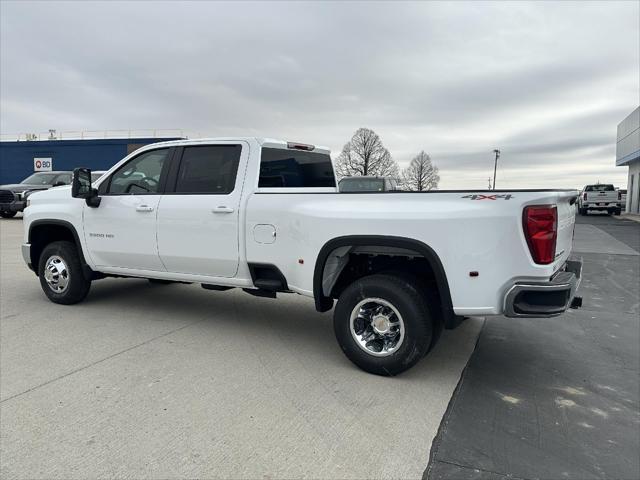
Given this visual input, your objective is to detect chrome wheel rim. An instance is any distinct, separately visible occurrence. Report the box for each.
[350,297,405,357]
[44,255,69,293]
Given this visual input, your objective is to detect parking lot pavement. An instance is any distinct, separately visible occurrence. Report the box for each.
[0,218,482,480]
[426,214,640,480]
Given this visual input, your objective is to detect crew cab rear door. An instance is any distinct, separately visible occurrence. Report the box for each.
[156,142,249,277]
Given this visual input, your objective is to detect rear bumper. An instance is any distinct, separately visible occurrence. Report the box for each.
[504,258,582,318]
[0,201,26,212]
[583,202,619,210]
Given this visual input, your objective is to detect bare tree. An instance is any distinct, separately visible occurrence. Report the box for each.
[335,128,399,178]
[402,151,439,191]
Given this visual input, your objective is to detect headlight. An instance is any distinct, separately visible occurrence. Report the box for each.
[22,190,33,199]
[26,198,31,207]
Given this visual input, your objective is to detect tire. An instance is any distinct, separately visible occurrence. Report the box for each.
[614,209,621,216]
[148,278,174,285]
[333,274,433,376]
[0,211,17,218]
[381,270,443,354]
[38,241,91,305]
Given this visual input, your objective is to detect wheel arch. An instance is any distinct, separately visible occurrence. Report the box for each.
[28,219,93,279]
[313,235,457,328]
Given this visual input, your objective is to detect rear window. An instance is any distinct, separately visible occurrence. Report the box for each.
[259,148,335,188]
[339,178,385,192]
[585,184,614,191]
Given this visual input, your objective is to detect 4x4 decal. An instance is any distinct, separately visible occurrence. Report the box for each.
[462,194,514,200]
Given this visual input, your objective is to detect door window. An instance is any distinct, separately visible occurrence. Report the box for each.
[106,148,170,194]
[174,145,241,194]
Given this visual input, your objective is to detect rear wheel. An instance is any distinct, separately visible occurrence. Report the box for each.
[333,274,433,376]
[614,208,622,216]
[0,211,16,218]
[38,241,91,304]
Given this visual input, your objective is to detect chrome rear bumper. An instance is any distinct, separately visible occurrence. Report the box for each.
[504,258,582,318]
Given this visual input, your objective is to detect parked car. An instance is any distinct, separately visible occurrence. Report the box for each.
[22,138,582,375]
[578,183,621,215]
[0,171,72,218]
[339,176,399,192]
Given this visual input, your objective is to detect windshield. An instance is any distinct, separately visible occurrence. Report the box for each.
[585,184,615,192]
[20,173,61,185]
[339,178,385,192]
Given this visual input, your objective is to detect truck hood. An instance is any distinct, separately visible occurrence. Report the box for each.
[0,184,50,193]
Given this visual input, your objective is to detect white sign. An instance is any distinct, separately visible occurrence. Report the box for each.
[34,157,53,172]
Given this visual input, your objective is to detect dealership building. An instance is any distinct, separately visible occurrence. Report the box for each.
[616,107,640,214]
[0,131,184,185]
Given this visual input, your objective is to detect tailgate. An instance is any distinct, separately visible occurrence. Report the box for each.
[586,190,617,203]
[555,192,577,267]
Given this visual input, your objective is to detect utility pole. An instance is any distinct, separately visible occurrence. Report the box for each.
[492,149,501,190]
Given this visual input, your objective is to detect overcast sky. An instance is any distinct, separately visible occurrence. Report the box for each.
[1,1,638,189]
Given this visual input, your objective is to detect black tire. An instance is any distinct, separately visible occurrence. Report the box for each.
[148,278,174,285]
[578,207,587,215]
[381,270,443,354]
[333,274,433,376]
[38,241,91,305]
[614,209,621,216]
[0,211,17,218]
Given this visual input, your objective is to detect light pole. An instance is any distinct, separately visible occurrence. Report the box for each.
[492,149,501,190]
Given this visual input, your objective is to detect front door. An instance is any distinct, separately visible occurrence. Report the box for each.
[83,147,172,271]
[156,142,248,277]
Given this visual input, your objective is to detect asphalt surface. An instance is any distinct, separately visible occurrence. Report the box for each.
[426,213,640,480]
[0,216,482,479]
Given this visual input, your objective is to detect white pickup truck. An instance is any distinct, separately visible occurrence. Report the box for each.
[22,138,582,375]
[578,183,622,215]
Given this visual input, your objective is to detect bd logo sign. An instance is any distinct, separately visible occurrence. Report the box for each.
[34,157,53,172]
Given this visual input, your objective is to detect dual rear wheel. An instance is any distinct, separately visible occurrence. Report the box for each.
[333,274,440,376]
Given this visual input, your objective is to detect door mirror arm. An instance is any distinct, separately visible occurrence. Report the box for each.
[86,189,101,208]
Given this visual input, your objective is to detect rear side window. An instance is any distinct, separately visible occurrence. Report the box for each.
[259,148,335,188]
[175,145,241,194]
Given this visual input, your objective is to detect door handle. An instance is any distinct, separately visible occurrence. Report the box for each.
[212,206,234,214]
[136,205,154,212]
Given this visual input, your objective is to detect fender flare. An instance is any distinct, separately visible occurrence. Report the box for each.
[28,219,93,279]
[313,235,456,326]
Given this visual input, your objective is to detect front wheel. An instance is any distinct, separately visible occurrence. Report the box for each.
[333,274,433,376]
[0,211,16,218]
[38,241,91,305]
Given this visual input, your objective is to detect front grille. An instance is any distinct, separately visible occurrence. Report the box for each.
[0,190,15,203]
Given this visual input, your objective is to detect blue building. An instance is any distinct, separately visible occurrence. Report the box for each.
[0,137,182,184]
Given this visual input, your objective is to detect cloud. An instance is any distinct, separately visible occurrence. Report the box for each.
[1,1,637,189]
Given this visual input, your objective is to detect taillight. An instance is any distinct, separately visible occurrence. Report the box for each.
[583,192,587,200]
[523,205,557,265]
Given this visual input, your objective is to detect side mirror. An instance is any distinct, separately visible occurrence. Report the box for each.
[72,168,101,207]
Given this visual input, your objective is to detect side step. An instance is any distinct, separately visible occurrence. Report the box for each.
[253,278,284,291]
